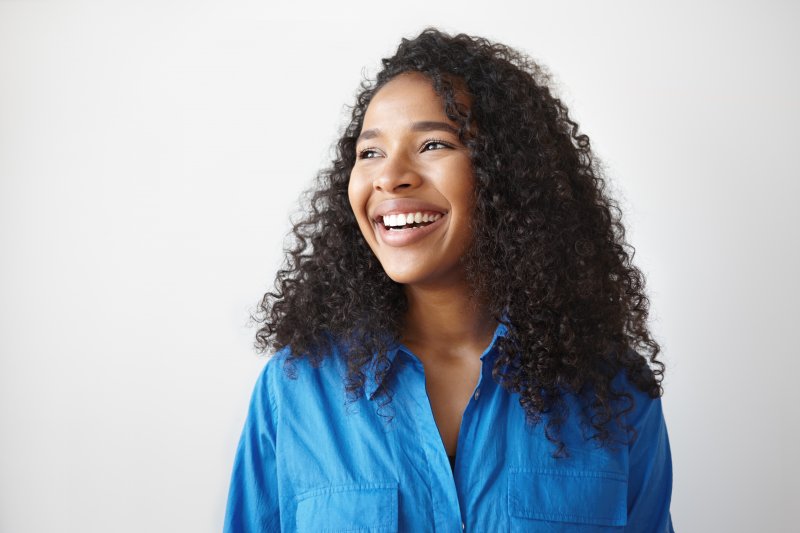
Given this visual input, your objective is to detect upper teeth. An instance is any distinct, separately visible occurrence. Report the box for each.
[382,212,442,227]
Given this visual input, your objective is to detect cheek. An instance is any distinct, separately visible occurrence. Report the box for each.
[347,175,362,216]
[450,169,477,215]
[347,174,373,236]
[452,175,478,243]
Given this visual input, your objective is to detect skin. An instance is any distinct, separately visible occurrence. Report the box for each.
[348,72,497,455]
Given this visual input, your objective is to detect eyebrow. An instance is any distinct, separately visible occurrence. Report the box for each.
[356,121,459,144]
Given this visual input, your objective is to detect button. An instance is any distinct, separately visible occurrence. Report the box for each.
[473,388,480,400]
[461,522,465,530]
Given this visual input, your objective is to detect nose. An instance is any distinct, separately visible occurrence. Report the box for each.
[372,153,423,193]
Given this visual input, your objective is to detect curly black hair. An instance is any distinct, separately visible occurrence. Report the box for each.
[253,27,664,457]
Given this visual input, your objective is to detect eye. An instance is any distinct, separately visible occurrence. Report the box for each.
[357,147,381,160]
[421,139,452,152]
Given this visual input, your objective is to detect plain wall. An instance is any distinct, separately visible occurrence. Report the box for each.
[1,1,798,531]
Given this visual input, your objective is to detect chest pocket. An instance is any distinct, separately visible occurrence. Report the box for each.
[295,482,398,533]
[508,468,627,532]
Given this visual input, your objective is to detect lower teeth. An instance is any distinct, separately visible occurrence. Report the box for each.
[387,222,433,231]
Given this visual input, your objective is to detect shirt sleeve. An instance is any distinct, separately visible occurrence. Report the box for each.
[223,361,281,533]
[625,393,675,532]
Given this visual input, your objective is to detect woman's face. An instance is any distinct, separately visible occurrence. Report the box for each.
[348,72,475,288]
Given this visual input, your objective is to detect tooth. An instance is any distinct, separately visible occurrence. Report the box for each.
[421,213,429,222]
[414,212,422,223]
[404,213,413,224]
[389,214,398,226]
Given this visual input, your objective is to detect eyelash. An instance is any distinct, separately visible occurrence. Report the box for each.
[357,138,453,160]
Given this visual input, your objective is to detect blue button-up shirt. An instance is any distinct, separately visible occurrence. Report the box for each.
[224,323,674,532]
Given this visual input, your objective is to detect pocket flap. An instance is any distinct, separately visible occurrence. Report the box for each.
[296,482,398,532]
[508,468,627,527]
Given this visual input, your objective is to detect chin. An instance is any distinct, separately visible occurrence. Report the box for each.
[378,263,424,285]
[382,269,418,285]
[383,266,454,288]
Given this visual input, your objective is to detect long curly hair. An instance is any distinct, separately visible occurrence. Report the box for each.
[253,27,664,457]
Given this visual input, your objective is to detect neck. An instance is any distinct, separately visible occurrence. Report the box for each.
[401,278,496,354]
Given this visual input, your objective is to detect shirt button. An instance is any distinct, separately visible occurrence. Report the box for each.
[473,388,480,400]
[461,522,465,530]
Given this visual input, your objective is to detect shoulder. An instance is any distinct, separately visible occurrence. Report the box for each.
[609,367,668,447]
[260,342,345,377]
[255,343,352,406]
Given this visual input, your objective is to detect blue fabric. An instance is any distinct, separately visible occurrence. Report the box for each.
[224,323,674,532]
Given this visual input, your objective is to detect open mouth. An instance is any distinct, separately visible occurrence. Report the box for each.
[379,212,444,231]
[373,211,447,247]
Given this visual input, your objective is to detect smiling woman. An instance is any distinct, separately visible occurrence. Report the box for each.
[348,72,476,287]
[224,28,674,532]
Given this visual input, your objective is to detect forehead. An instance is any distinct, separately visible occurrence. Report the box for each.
[362,72,455,126]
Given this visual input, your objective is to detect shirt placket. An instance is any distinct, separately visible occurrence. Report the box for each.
[451,351,495,532]
[401,353,466,533]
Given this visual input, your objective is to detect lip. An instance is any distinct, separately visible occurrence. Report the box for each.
[375,211,447,247]
[371,198,448,223]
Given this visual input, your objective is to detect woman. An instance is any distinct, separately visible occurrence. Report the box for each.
[224,28,674,532]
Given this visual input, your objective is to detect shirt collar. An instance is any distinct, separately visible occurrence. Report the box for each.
[364,321,509,401]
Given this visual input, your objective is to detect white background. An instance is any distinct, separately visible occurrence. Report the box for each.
[1,1,798,531]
